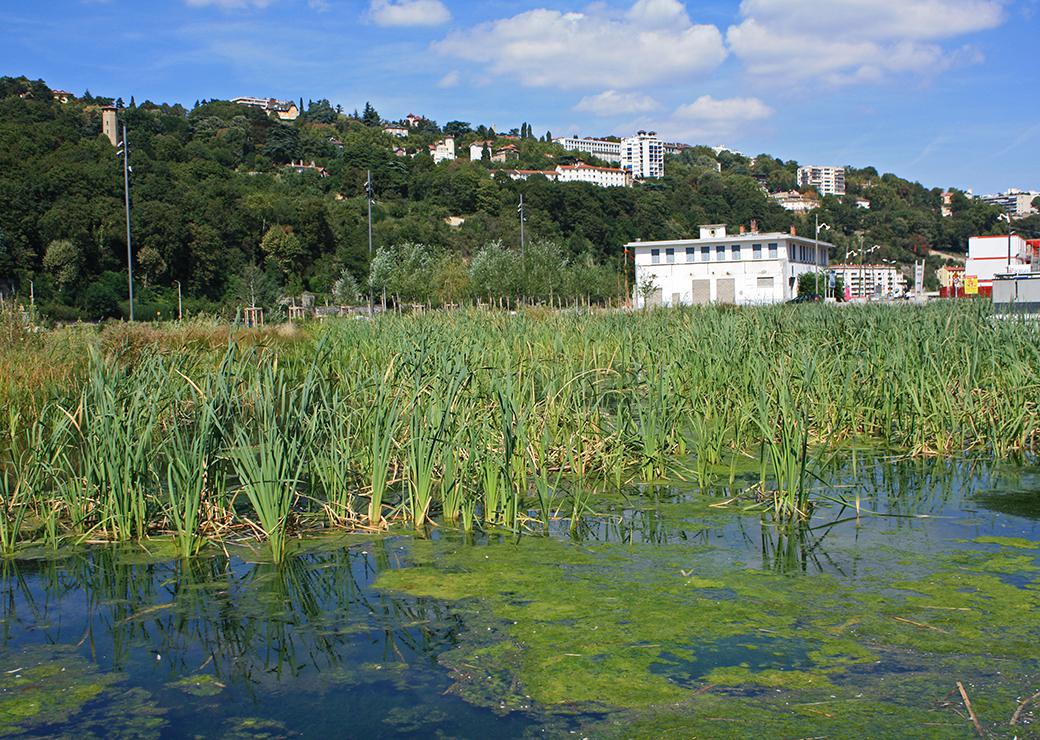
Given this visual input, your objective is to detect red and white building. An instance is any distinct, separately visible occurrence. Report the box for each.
[966,234,1034,296]
[555,163,631,188]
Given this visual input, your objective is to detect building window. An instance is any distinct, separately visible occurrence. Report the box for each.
[686,247,695,262]
[753,244,762,259]
[700,246,710,262]
[651,248,660,264]
[757,276,774,290]
[666,248,675,264]
[768,243,778,259]
[732,245,742,260]
[716,245,726,261]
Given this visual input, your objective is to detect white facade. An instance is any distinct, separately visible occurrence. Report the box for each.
[501,169,559,182]
[469,141,492,160]
[231,97,300,121]
[770,190,818,213]
[830,264,907,299]
[621,131,664,179]
[553,136,622,162]
[431,137,455,164]
[797,165,846,196]
[383,126,408,138]
[629,226,830,307]
[977,189,1039,218]
[966,234,1032,291]
[555,163,631,188]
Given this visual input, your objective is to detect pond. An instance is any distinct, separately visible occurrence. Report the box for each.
[2,455,1039,738]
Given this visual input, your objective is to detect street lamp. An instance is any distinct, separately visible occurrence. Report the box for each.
[814,214,830,296]
[997,212,1013,271]
[116,123,135,321]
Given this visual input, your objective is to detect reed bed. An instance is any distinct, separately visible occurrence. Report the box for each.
[0,302,1036,560]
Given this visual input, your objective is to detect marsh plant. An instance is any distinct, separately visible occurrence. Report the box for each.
[0,302,1036,557]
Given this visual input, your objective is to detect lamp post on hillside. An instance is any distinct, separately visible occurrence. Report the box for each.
[174,280,182,321]
[366,171,374,315]
[814,214,830,296]
[116,123,135,321]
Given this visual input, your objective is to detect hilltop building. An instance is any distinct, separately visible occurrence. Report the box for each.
[499,169,560,182]
[101,105,118,146]
[770,190,818,213]
[621,131,664,180]
[941,191,955,218]
[797,165,846,196]
[383,125,408,138]
[553,136,622,162]
[976,189,1039,218]
[555,163,631,188]
[628,223,830,307]
[232,97,300,121]
[431,137,455,164]
[285,160,328,177]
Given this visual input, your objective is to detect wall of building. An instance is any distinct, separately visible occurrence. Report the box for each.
[631,237,827,307]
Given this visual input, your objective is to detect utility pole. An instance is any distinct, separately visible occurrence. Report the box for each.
[366,170,374,316]
[518,193,526,258]
[117,123,135,321]
[814,214,829,296]
[174,279,182,321]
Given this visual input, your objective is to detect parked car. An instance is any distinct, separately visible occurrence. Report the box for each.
[787,293,823,304]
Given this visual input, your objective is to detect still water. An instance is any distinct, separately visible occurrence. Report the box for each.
[2,456,1039,738]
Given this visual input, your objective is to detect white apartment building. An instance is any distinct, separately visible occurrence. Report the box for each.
[797,165,846,196]
[232,97,300,121]
[829,264,907,299]
[555,163,631,188]
[977,189,1040,218]
[553,136,622,162]
[628,224,830,307]
[383,126,408,138]
[966,234,1033,294]
[431,137,455,164]
[621,131,664,180]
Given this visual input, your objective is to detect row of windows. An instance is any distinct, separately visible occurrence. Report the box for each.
[650,243,781,264]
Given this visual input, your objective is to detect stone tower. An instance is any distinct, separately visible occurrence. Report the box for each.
[101,106,118,146]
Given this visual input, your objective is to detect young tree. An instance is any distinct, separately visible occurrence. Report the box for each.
[42,239,82,293]
[261,225,304,279]
[332,268,360,305]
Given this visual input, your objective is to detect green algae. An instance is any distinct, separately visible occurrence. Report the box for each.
[167,673,225,697]
[376,523,1040,737]
[0,647,116,735]
[973,535,1040,549]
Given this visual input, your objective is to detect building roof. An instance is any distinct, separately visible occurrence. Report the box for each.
[558,163,626,173]
[626,233,835,248]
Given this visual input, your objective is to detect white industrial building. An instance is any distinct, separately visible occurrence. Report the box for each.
[555,163,631,188]
[966,234,1033,294]
[829,264,907,299]
[797,165,846,196]
[621,131,664,180]
[553,136,622,162]
[628,224,831,307]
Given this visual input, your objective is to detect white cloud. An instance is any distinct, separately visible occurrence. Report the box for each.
[657,95,773,140]
[574,89,660,116]
[435,0,725,89]
[727,0,1005,84]
[369,0,450,27]
[184,0,273,8]
[437,70,460,88]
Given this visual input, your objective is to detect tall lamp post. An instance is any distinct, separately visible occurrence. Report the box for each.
[998,212,1013,271]
[116,123,134,321]
[365,171,374,315]
[174,280,183,321]
[814,214,830,296]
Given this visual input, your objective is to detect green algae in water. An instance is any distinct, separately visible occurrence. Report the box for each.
[376,531,1040,736]
[167,673,226,697]
[972,535,1040,550]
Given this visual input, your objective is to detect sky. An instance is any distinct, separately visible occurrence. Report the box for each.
[1,0,1037,193]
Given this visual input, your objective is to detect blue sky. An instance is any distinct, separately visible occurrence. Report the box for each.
[2,0,1037,193]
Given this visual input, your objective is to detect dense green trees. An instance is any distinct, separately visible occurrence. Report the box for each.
[0,75,1012,321]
